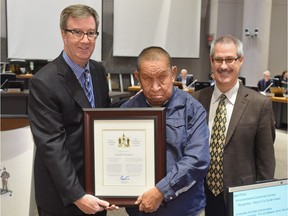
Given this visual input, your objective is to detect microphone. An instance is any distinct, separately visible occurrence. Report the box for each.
[260,82,274,95]
[187,79,198,88]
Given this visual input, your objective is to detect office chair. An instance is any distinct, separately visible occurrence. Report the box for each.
[238,76,246,86]
[273,76,281,87]
[194,81,211,91]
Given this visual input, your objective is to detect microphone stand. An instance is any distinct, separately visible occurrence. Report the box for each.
[187,79,198,88]
[0,79,9,90]
[260,82,274,95]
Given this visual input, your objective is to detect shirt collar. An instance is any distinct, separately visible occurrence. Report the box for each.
[145,99,169,107]
[212,81,239,105]
[62,51,90,79]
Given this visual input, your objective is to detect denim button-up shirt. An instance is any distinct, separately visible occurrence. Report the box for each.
[121,87,210,216]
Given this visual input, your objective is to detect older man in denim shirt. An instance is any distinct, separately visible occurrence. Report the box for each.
[122,46,210,216]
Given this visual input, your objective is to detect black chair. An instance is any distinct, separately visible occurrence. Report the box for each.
[194,81,211,91]
[238,76,246,86]
[273,75,282,87]
[1,73,16,87]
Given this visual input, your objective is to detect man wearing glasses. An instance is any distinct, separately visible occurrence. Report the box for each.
[29,4,118,216]
[192,35,275,216]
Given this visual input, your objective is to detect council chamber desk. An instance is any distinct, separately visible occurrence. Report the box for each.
[16,73,33,90]
[269,96,288,128]
[1,90,130,112]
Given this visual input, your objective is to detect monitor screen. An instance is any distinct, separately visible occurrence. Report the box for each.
[227,179,288,216]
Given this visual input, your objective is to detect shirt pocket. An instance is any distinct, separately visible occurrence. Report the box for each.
[166,118,186,147]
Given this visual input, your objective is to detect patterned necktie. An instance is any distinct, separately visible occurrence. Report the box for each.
[83,70,94,108]
[206,94,227,196]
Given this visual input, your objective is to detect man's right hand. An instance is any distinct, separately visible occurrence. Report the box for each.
[74,194,111,214]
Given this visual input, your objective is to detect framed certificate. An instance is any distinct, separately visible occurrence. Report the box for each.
[83,108,166,206]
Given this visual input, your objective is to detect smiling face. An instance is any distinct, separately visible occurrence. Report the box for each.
[61,16,96,68]
[135,56,176,107]
[210,42,243,93]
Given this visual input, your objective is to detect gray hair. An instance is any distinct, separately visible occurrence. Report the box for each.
[210,35,244,58]
[60,4,99,31]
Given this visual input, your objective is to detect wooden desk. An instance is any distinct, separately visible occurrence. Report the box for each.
[127,85,194,94]
[109,91,131,102]
[1,116,29,131]
[16,74,33,89]
[270,96,288,103]
[1,90,131,116]
[1,90,29,116]
[183,88,194,94]
[269,96,288,128]
[1,89,29,131]
[128,85,141,92]
[16,74,33,79]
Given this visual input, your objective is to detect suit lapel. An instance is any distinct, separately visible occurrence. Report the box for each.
[90,63,101,107]
[225,85,249,146]
[195,85,249,148]
[57,56,91,108]
[199,87,214,123]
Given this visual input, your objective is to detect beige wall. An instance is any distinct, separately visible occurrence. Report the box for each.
[1,0,287,86]
[208,0,287,86]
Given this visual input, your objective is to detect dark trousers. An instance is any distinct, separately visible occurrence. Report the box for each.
[205,183,227,216]
[37,206,107,216]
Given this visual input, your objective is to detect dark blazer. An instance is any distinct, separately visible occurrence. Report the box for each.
[192,84,276,190]
[176,75,193,86]
[28,53,111,215]
[257,79,274,92]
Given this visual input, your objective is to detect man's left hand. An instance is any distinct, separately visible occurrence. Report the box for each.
[135,187,164,213]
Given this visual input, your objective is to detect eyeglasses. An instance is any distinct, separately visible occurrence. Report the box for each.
[212,57,240,65]
[63,29,99,41]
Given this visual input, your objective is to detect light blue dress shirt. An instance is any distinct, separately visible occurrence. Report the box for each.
[62,51,95,107]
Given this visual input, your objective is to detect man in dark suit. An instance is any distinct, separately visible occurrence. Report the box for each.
[192,35,276,216]
[176,68,193,88]
[28,4,118,216]
[257,70,274,92]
